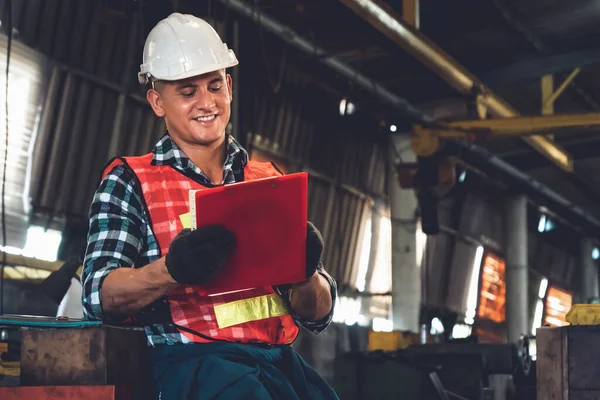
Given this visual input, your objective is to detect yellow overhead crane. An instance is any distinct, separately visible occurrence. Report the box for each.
[0,251,63,281]
[410,112,600,172]
[339,0,593,174]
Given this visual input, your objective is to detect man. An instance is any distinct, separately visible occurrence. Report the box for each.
[82,12,339,400]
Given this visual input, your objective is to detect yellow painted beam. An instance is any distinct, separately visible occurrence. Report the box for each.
[412,112,600,167]
[449,112,600,133]
[542,75,554,116]
[0,251,62,272]
[402,0,419,28]
[484,95,572,171]
[544,68,581,110]
[2,266,51,281]
[541,75,554,139]
[3,267,23,280]
[527,136,572,172]
[340,0,574,172]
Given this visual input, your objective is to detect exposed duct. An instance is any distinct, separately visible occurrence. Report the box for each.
[217,0,600,236]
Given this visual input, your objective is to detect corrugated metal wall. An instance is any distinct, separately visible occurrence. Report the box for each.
[421,197,456,308]
[0,1,384,289]
[0,0,163,221]
[248,72,382,287]
[4,0,138,88]
[458,193,503,250]
[530,232,576,287]
[423,186,579,315]
[249,72,388,198]
[29,67,163,219]
[0,32,48,248]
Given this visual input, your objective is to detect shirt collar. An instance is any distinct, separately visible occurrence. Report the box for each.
[151,133,248,173]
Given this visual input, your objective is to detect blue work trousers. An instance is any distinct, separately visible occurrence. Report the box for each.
[150,341,340,400]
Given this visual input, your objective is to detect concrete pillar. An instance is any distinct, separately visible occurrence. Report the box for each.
[389,135,420,333]
[581,237,599,302]
[505,195,528,343]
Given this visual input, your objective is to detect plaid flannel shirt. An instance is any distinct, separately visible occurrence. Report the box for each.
[82,134,337,346]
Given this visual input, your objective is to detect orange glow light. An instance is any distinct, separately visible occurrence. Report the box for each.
[478,253,506,323]
[544,286,572,327]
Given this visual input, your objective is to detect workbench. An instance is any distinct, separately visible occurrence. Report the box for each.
[0,315,151,400]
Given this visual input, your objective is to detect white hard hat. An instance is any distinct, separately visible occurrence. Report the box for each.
[138,13,238,84]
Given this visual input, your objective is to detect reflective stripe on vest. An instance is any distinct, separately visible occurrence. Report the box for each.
[213,293,290,329]
[103,153,299,344]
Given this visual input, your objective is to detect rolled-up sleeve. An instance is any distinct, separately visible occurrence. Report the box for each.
[81,165,147,322]
[276,264,337,335]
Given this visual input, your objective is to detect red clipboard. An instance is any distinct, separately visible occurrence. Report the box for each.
[190,172,308,295]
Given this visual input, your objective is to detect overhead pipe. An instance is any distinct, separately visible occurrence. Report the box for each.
[218,0,431,123]
[480,46,600,84]
[217,0,600,236]
[446,140,600,235]
[339,0,573,173]
[490,0,600,111]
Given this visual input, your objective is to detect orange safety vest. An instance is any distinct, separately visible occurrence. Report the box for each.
[103,153,299,345]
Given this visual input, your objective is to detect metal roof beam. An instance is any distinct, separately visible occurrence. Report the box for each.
[216,0,430,123]
[490,0,600,112]
[504,137,600,170]
[339,0,574,173]
[218,0,600,236]
[481,48,600,85]
[0,251,62,272]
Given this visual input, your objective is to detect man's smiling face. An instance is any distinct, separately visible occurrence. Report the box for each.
[147,69,233,146]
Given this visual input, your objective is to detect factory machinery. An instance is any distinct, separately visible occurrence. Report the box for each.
[332,306,600,399]
[4,315,597,400]
[332,333,535,400]
[0,267,599,399]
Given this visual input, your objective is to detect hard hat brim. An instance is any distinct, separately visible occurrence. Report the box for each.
[138,59,239,85]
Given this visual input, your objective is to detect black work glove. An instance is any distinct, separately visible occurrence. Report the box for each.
[165,225,237,285]
[306,221,324,279]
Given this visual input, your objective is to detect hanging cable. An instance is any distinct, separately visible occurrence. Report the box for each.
[1,0,13,316]
[251,0,286,94]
